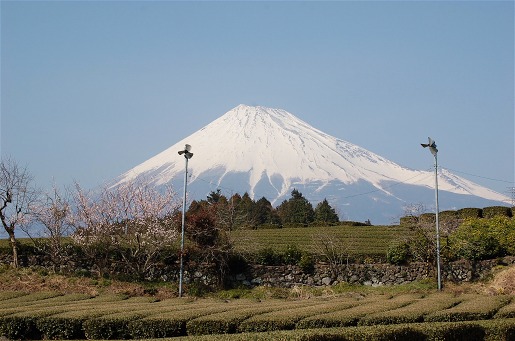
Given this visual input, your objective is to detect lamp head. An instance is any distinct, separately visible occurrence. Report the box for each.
[421,137,438,156]
[178,144,194,159]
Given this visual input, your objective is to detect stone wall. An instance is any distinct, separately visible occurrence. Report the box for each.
[228,256,515,288]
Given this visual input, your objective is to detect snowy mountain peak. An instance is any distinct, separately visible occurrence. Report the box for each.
[114,105,510,224]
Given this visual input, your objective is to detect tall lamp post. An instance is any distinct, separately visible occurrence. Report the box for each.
[421,137,442,291]
[178,144,193,297]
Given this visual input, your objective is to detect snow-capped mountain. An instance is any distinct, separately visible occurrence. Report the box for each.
[114,105,509,224]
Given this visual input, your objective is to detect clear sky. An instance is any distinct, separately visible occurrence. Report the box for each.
[1,1,514,198]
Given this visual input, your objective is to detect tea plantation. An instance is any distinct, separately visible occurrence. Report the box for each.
[0,289,513,340]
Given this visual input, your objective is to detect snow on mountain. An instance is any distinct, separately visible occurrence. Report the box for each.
[114,104,509,224]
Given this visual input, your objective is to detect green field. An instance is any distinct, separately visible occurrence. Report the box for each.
[0,290,513,340]
[230,225,412,256]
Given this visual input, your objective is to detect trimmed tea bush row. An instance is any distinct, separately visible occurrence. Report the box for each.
[296,294,422,329]
[425,294,511,322]
[174,319,515,341]
[0,292,513,339]
[231,226,413,256]
[358,292,463,325]
[496,298,515,318]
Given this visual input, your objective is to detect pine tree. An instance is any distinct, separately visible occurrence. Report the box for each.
[277,189,315,226]
[254,197,280,226]
[315,198,339,224]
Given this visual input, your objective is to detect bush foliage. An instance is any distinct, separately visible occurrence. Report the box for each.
[449,217,515,260]
[0,290,513,340]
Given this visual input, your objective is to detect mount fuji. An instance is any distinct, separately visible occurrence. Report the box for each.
[114,105,509,224]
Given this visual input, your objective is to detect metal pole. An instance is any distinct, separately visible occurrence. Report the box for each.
[179,156,189,297]
[434,154,442,291]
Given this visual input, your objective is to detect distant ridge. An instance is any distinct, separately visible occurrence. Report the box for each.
[114,105,509,224]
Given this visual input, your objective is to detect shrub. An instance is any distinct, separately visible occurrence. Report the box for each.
[422,321,485,340]
[419,213,435,224]
[483,206,512,218]
[439,210,458,220]
[450,220,503,260]
[297,294,419,329]
[83,315,134,340]
[36,316,85,340]
[479,318,515,341]
[128,318,186,338]
[298,253,315,274]
[386,242,410,265]
[255,247,282,265]
[425,294,510,322]
[0,315,40,340]
[496,299,515,318]
[399,216,417,226]
[283,244,302,265]
[457,208,482,219]
[449,217,515,260]
[359,292,462,326]
[238,299,340,333]
[226,253,248,275]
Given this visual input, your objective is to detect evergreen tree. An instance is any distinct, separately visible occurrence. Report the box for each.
[276,199,290,225]
[207,189,223,204]
[314,198,339,224]
[254,197,281,226]
[236,192,256,228]
[277,189,315,226]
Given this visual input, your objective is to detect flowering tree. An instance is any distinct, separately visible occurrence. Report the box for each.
[27,183,74,271]
[71,179,181,279]
[0,157,38,268]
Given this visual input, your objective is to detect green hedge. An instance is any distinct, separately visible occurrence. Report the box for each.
[457,208,483,219]
[483,206,513,218]
[36,316,84,340]
[439,210,459,223]
[172,319,515,340]
[82,317,131,340]
[0,315,40,340]
[358,292,462,326]
[425,295,510,322]
[0,297,514,340]
[399,216,417,226]
[128,317,186,338]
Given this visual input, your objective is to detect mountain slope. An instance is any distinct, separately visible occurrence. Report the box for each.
[114,105,509,224]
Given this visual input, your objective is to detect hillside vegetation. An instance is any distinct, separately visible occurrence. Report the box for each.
[231,225,411,258]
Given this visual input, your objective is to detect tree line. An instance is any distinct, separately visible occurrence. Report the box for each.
[189,188,340,230]
[0,157,340,281]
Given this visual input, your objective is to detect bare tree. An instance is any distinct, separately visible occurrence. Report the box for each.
[312,233,356,277]
[401,203,460,265]
[0,157,38,268]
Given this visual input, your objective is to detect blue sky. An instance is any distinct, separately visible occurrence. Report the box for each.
[1,1,514,197]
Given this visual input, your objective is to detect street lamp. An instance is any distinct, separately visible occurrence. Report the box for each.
[178,144,193,297]
[421,137,442,291]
